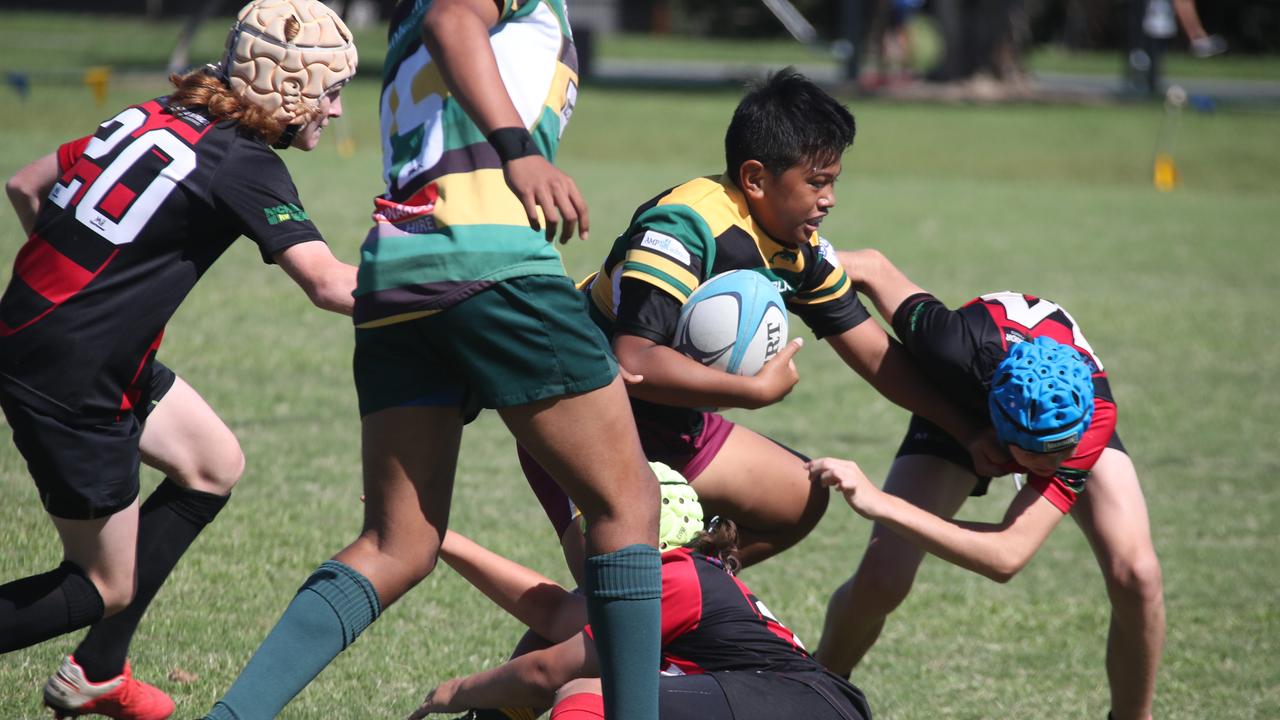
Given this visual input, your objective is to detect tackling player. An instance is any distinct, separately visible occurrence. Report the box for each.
[409,468,872,720]
[810,249,1164,720]
[199,1,663,719]
[521,69,1005,579]
[0,1,358,718]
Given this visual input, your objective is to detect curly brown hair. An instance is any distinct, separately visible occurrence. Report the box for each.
[164,69,306,145]
[684,516,742,575]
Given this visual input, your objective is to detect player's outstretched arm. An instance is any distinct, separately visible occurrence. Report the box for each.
[422,0,588,244]
[825,313,1008,475]
[274,241,357,316]
[406,631,596,719]
[830,249,1010,474]
[613,333,803,410]
[440,530,586,643]
[808,457,1064,582]
[5,152,58,236]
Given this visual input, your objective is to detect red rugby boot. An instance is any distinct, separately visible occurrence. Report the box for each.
[43,656,175,720]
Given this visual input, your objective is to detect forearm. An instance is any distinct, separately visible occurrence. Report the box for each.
[6,183,39,236]
[440,531,585,640]
[448,655,562,710]
[866,493,1020,581]
[274,241,356,316]
[873,342,983,441]
[616,338,769,409]
[859,485,1061,583]
[830,323,983,442]
[422,1,524,134]
[6,153,59,236]
[311,261,356,315]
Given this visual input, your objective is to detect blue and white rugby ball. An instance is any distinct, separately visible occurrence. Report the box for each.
[674,270,789,376]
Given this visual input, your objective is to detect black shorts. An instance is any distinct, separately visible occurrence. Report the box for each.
[711,669,871,720]
[895,414,1127,497]
[1,361,177,520]
[558,669,867,720]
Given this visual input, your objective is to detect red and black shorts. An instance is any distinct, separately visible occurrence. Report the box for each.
[1,361,177,520]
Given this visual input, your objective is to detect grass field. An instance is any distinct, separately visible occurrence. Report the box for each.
[2,11,1280,720]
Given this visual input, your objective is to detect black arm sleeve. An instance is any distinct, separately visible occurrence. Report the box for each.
[891,293,995,406]
[211,140,323,264]
[615,277,684,346]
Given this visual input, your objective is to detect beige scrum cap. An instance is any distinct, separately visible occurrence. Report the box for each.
[220,0,358,125]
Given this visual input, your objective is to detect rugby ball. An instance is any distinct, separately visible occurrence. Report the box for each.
[674,270,788,376]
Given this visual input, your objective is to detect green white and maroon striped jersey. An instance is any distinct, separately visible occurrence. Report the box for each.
[354,0,579,328]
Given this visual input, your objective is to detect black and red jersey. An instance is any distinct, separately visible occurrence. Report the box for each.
[893,291,1117,512]
[0,97,322,421]
[657,548,816,675]
[582,548,871,719]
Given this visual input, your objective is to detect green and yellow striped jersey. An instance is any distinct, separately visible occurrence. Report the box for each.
[587,175,870,344]
[353,0,579,329]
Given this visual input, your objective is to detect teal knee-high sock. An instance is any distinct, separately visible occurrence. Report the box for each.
[204,560,381,720]
[584,544,661,720]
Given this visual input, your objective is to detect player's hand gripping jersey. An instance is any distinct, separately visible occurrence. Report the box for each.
[892,291,1119,512]
[0,99,322,421]
[587,175,870,346]
[355,0,580,328]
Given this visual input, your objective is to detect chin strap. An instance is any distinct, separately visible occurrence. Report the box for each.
[273,124,301,150]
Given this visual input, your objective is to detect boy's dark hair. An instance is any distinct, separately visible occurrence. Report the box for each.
[724,68,856,187]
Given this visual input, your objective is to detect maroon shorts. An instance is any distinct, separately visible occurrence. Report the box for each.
[518,410,736,537]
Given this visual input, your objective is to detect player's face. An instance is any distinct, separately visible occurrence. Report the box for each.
[1008,444,1075,477]
[292,87,344,152]
[750,159,841,247]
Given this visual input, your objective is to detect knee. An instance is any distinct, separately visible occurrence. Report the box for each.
[357,528,441,589]
[175,440,245,495]
[1105,550,1164,608]
[95,575,137,617]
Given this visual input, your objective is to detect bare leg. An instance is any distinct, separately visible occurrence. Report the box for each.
[1070,448,1164,720]
[139,375,244,495]
[67,376,244,682]
[202,406,461,719]
[499,376,658,556]
[501,376,659,720]
[688,425,828,567]
[334,405,464,605]
[0,505,138,653]
[815,455,975,674]
[52,504,140,616]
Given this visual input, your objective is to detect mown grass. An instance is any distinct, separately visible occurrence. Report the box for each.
[2,11,1279,720]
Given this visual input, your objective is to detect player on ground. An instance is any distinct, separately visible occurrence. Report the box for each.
[810,249,1164,720]
[200,2,662,719]
[409,467,872,720]
[522,69,1005,579]
[0,1,358,717]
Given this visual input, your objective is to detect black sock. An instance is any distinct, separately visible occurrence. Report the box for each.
[0,561,104,653]
[74,479,228,681]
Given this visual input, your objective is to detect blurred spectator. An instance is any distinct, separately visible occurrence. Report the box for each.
[862,0,925,89]
[926,0,1023,83]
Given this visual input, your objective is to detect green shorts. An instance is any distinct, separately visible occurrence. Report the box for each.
[353,275,618,420]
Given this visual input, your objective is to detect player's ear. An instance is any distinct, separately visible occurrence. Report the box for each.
[738,159,767,201]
